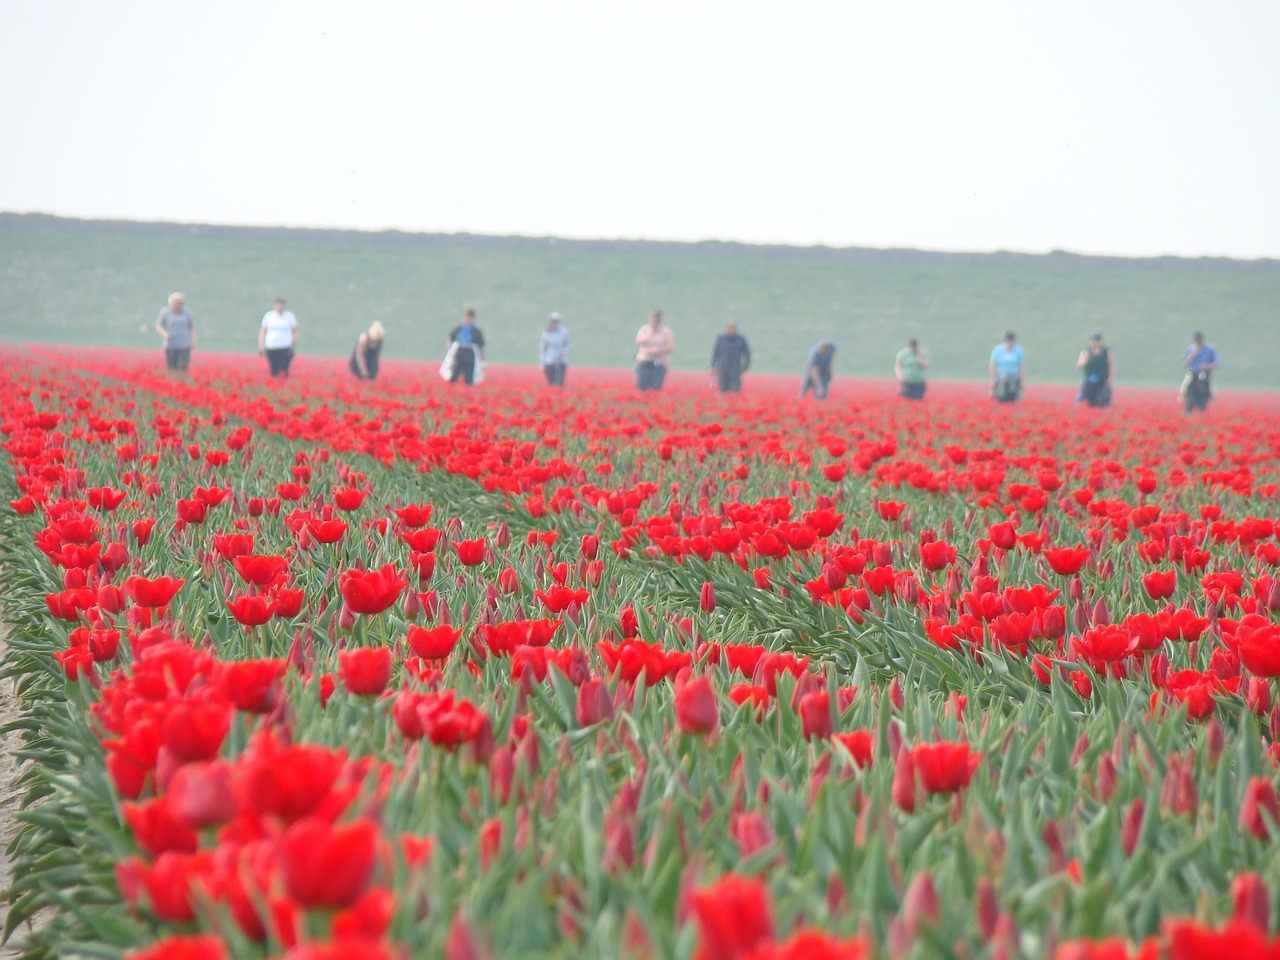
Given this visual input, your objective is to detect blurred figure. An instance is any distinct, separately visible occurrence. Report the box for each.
[1075,332,1113,407]
[540,312,570,386]
[989,330,1025,403]
[258,298,299,379]
[349,321,386,381]
[1181,330,1219,412]
[444,307,487,385]
[155,292,196,377]
[800,340,836,399]
[710,322,751,393]
[895,337,929,399]
[635,310,674,391]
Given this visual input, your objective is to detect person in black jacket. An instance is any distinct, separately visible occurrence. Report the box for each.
[1076,332,1114,407]
[710,323,751,393]
[446,308,487,385]
[350,322,386,380]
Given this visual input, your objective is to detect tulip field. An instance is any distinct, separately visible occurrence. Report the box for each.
[4,344,1280,960]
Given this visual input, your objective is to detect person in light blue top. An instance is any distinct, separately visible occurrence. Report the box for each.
[800,340,836,399]
[1181,330,1218,412]
[540,312,570,386]
[989,330,1025,403]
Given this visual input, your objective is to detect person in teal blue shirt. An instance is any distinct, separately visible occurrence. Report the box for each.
[989,331,1025,402]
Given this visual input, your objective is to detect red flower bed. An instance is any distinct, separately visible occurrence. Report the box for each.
[2,344,1279,958]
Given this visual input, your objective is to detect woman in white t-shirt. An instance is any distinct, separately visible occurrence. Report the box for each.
[258,298,299,378]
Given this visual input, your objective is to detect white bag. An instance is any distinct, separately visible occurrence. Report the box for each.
[439,342,458,381]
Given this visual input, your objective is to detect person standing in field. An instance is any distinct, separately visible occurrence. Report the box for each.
[1076,332,1114,407]
[635,310,675,391]
[259,298,299,378]
[445,307,487,385]
[349,321,386,381]
[989,330,1025,402]
[895,337,929,399]
[710,322,751,393]
[800,340,836,399]
[1181,330,1219,412]
[540,312,569,386]
[156,292,196,376]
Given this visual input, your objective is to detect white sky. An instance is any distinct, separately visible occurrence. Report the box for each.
[2,1,1278,258]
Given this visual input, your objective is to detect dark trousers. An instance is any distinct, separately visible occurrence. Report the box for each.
[1080,379,1110,408]
[451,346,477,385]
[165,348,191,371]
[1185,373,1211,412]
[716,367,742,393]
[636,361,667,391]
[266,347,293,378]
[543,362,566,386]
[900,380,926,400]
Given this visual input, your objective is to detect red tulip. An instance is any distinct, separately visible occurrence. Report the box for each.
[1142,570,1178,600]
[675,674,719,734]
[1043,545,1090,576]
[280,816,378,909]
[167,760,237,830]
[688,873,773,960]
[231,553,289,586]
[453,538,487,566]
[394,503,434,528]
[226,593,274,626]
[238,734,345,821]
[339,564,408,615]
[919,539,958,571]
[1237,621,1280,678]
[161,699,232,763]
[1165,919,1280,960]
[332,486,369,511]
[338,646,393,697]
[124,575,186,608]
[123,933,229,960]
[909,741,983,794]
[798,690,832,739]
[406,623,461,660]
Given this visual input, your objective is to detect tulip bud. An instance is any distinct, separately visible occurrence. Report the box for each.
[903,870,940,934]
[1231,873,1270,930]
[975,878,999,941]
[675,675,719,735]
[699,581,716,613]
[1122,798,1145,857]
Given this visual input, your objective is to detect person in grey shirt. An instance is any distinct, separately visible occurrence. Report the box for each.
[156,292,197,375]
[539,312,570,386]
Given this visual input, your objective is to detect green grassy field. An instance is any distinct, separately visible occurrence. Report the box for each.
[2,213,1277,389]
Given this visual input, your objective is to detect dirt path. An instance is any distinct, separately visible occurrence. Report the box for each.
[0,617,39,958]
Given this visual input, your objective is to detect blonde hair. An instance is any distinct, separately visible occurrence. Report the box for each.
[368,321,386,341]
[168,292,185,307]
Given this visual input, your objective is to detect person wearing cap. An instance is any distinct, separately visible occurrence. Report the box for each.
[710,322,751,393]
[989,330,1025,403]
[156,292,196,377]
[350,322,386,381]
[540,312,570,386]
[635,310,675,391]
[1076,332,1113,408]
[1181,331,1219,412]
[800,340,837,399]
[895,337,929,400]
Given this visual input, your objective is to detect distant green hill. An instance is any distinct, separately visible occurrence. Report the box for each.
[2,213,1276,389]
